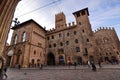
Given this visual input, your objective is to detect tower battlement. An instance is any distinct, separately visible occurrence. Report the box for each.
[47,21,76,33]
[94,27,114,32]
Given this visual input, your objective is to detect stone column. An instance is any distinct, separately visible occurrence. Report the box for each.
[0,0,20,55]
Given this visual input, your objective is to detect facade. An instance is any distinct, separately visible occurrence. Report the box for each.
[4,8,120,68]
[94,27,120,63]
[0,0,20,56]
[4,20,46,68]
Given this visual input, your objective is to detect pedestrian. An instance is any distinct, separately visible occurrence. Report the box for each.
[98,59,102,68]
[87,60,91,69]
[91,61,96,71]
[40,63,43,70]
[3,66,7,80]
[18,64,21,70]
[74,62,77,69]
[68,61,71,69]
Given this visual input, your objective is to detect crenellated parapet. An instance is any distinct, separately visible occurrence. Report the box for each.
[47,21,76,33]
[94,27,114,33]
[66,21,76,27]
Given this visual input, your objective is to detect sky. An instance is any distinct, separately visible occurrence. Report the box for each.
[7,0,120,43]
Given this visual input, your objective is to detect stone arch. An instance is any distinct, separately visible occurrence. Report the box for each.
[47,52,55,65]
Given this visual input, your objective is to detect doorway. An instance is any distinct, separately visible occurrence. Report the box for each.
[47,52,55,65]
[59,55,64,65]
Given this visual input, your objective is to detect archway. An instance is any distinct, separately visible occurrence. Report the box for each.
[47,52,55,65]
[31,59,35,67]
[104,57,109,62]
[77,56,82,65]
[59,55,64,65]
[111,56,118,64]
[37,59,40,67]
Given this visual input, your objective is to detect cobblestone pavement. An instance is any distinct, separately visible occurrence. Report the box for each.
[7,64,120,80]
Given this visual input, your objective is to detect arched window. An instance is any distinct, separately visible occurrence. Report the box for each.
[66,41,69,45]
[75,39,78,43]
[22,32,26,42]
[60,42,63,46]
[14,34,18,44]
[53,43,56,47]
[74,31,77,35]
[49,44,52,48]
[67,32,69,36]
[76,47,80,52]
[34,50,36,55]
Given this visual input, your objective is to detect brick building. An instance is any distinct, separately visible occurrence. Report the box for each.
[4,8,120,68]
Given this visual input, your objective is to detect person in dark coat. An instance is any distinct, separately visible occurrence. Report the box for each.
[18,64,21,70]
[74,62,77,69]
[98,59,102,68]
[91,61,96,71]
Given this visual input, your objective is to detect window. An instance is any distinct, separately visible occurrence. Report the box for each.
[49,44,52,48]
[76,12,80,17]
[76,47,80,52]
[59,33,61,37]
[58,49,64,54]
[53,43,56,47]
[51,35,54,39]
[117,52,119,55]
[38,43,42,47]
[81,11,85,15]
[60,42,63,46]
[79,22,81,25]
[84,48,88,55]
[109,52,112,55]
[66,41,69,45]
[82,29,84,33]
[87,38,89,42]
[22,32,26,42]
[47,37,49,40]
[74,31,77,35]
[14,34,18,44]
[34,50,36,55]
[106,53,108,56]
[67,32,69,36]
[75,39,78,43]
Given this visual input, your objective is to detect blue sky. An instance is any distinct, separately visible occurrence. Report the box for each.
[7,0,120,43]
